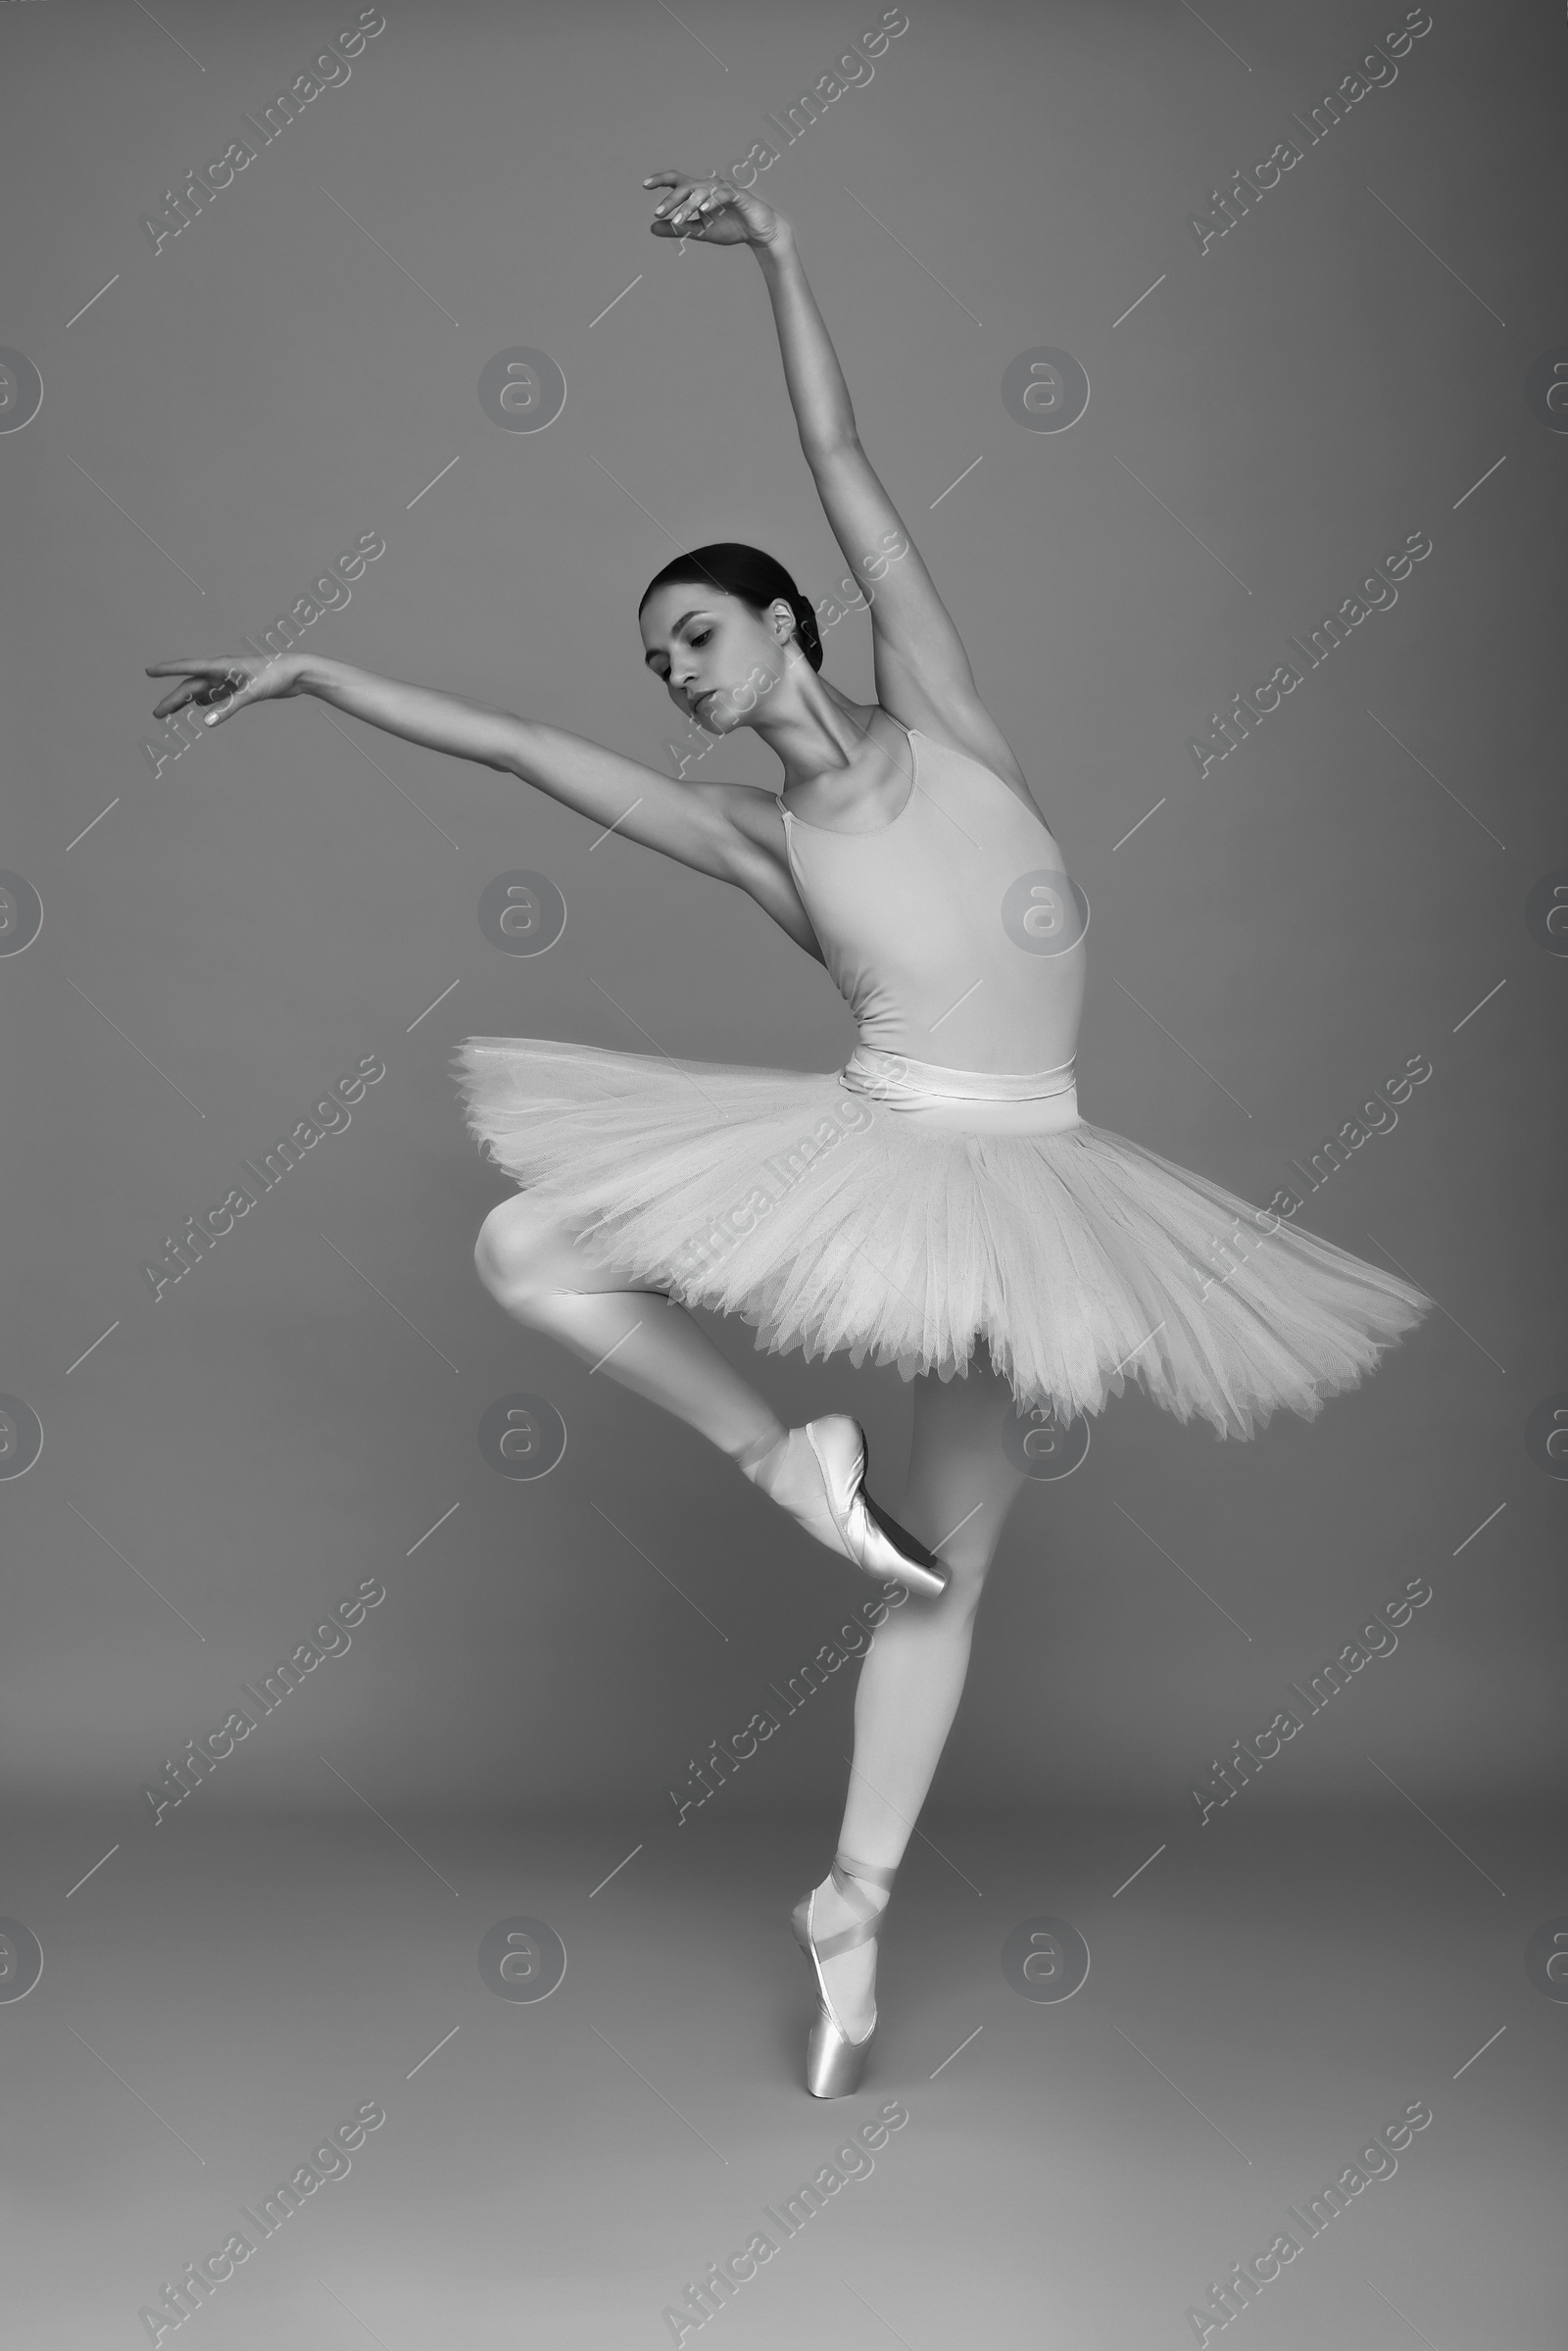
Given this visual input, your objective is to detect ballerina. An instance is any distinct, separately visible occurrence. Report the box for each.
[148,166,1430,2099]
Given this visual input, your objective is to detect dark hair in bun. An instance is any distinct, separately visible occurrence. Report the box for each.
[639,541,823,672]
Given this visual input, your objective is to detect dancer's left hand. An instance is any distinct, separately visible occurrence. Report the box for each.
[644,170,788,248]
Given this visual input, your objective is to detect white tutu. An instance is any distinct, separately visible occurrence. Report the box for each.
[454,1037,1430,1442]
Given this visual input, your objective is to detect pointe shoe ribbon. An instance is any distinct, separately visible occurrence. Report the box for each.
[790,1851,898,2099]
[750,1416,949,1599]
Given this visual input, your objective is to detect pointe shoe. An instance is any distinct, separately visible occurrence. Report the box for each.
[790,1850,898,2098]
[748,1417,949,1600]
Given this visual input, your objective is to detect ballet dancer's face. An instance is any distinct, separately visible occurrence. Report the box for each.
[639,584,799,735]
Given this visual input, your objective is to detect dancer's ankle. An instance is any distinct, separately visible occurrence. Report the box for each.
[734,1421,790,1477]
[815,1864,891,1918]
[834,1849,897,1904]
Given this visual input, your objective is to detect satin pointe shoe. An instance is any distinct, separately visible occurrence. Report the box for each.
[790,1850,898,2097]
[743,1416,949,1600]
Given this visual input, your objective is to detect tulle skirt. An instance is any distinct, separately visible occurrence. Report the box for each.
[454,1037,1431,1442]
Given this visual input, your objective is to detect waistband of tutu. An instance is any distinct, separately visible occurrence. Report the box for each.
[839,1045,1077,1102]
[837,1045,1081,1134]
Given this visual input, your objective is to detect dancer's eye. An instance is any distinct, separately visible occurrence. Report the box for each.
[689,630,711,649]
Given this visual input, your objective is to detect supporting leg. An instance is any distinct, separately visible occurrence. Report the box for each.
[808,1354,1030,2033]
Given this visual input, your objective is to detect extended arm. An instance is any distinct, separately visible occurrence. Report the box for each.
[750,220,1032,799]
[302,656,527,773]
[144,651,826,959]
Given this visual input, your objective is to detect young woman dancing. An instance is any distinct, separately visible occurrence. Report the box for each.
[149,169,1430,2099]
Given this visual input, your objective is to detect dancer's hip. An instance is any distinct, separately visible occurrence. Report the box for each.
[837,1044,1081,1135]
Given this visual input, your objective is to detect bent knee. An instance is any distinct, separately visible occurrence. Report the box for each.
[474,1194,569,1301]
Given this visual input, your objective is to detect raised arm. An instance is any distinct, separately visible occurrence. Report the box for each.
[144,651,825,958]
[648,169,1031,799]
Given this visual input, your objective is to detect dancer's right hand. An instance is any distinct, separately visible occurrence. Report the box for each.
[145,652,306,730]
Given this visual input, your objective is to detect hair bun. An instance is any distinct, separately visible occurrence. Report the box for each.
[640,542,826,675]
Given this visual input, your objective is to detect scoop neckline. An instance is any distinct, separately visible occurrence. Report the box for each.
[777,718,920,837]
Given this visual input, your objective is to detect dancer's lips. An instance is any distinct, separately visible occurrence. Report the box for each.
[692,689,717,715]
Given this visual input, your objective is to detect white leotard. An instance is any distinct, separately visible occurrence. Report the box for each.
[777,720,1086,1129]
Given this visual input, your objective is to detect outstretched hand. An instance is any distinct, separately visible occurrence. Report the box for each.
[644,169,788,249]
[145,652,304,730]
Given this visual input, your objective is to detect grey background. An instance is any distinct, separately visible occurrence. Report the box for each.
[2,1,1563,2345]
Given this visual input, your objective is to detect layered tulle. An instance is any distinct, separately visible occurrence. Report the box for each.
[455,1038,1430,1441]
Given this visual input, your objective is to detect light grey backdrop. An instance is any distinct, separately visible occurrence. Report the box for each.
[4,0,1562,1845]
